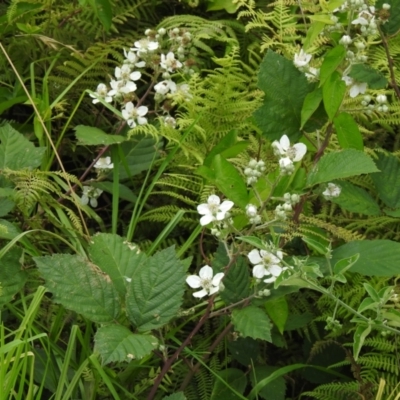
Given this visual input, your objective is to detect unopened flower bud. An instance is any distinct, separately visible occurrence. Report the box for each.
[376,94,387,104]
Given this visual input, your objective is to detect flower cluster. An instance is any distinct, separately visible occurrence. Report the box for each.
[245,204,262,225]
[247,247,285,284]
[274,192,301,221]
[272,135,307,175]
[244,159,266,186]
[90,27,195,129]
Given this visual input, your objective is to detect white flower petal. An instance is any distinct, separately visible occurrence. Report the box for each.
[263,276,276,284]
[292,143,307,161]
[208,194,221,205]
[193,289,208,298]
[219,200,234,212]
[186,275,202,289]
[248,249,262,265]
[200,214,214,226]
[253,264,267,278]
[212,272,224,286]
[269,265,283,277]
[209,286,219,295]
[197,203,210,215]
[280,135,290,151]
[199,265,213,280]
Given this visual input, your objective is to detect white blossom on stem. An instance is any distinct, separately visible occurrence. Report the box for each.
[94,156,113,169]
[186,265,224,298]
[248,249,284,283]
[122,102,148,128]
[197,195,234,226]
[160,52,183,72]
[90,83,112,104]
[81,186,103,208]
[294,49,312,68]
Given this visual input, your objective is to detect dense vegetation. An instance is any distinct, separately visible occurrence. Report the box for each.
[1,0,400,399]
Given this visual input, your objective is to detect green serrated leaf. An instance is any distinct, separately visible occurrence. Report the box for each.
[303,21,325,50]
[118,135,159,180]
[91,181,137,203]
[332,240,400,276]
[94,325,157,365]
[126,247,185,331]
[319,45,346,86]
[210,368,247,400]
[75,125,126,145]
[265,297,289,335]
[333,253,360,275]
[207,0,237,13]
[0,248,27,308]
[371,152,400,208]
[0,197,14,217]
[333,112,363,150]
[162,393,187,400]
[329,180,381,216]
[301,88,323,129]
[88,233,146,297]
[34,254,120,323]
[0,123,45,169]
[212,155,248,209]
[94,0,112,31]
[363,283,380,302]
[236,236,265,249]
[322,71,346,121]
[220,257,250,305]
[249,365,286,400]
[232,306,272,342]
[255,50,312,141]
[307,149,379,186]
[353,324,371,360]
[348,64,388,89]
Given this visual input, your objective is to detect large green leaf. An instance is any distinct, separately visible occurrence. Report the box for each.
[333,112,363,150]
[118,135,160,180]
[348,64,387,90]
[254,50,312,141]
[0,248,27,308]
[94,325,158,365]
[212,155,248,209]
[210,368,247,400]
[126,247,185,331]
[329,181,381,216]
[371,152,400,208]
[34,254,120,323]
[0,124,45,169]
[75,125,127,145]
[232,306,272,342]
[219,256,250,305]
[319,45,346,86]
[249,365,286,400]
[332,240,400,276]
[88,233,146,297]
[322,71,346,121]
[301,88,323,129]
[307,149,379,186]
[162,393,187,400]
[265,297,289,335]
